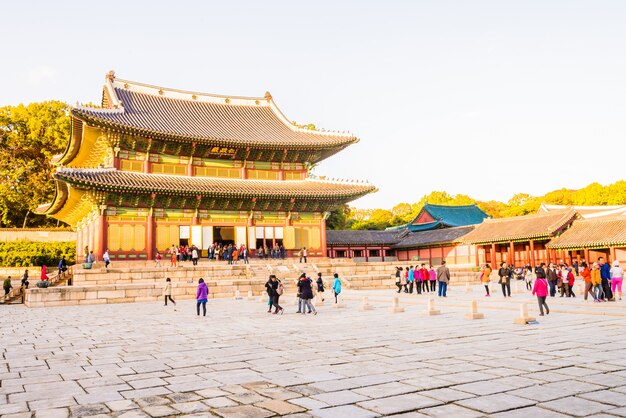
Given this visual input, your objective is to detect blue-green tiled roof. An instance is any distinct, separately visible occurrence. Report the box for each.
[389,204,488,232]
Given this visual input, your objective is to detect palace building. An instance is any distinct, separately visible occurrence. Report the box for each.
[37,71,375,261]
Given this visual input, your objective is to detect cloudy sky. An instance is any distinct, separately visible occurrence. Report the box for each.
[2,0,625,208]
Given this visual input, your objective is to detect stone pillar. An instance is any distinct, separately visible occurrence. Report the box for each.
[146,210,155,260]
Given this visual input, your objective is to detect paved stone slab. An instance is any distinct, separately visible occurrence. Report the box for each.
[456,393,536,414]
[419,403,483,417]
[310,404,379,418]
[211,404,274,418]
[539,396,613,416]
[357,393,441,415]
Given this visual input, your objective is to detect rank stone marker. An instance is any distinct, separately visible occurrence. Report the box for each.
[360,297,374,311]
[513,302,536,325]
[388,296,405,313]
[426,298,440,316]
[464,300,484,320]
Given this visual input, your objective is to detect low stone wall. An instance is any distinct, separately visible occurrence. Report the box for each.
[0,228,75,242]
[25,278,272,308]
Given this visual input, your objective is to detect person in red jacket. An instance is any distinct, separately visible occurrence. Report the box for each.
[532,267,550,316]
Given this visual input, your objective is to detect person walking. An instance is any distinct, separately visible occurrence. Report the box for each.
[610,260,623,300]
[163,278,176,306]
[401,267,408,293]
[580,262,594,301]
[196,278,208,317]
[3,276,12,296]
[332,273,342,303]
[482,264,492,297]
[265,275,284,314]
[21,270,29,289]
[532,269,550,316]
[103,250,111,270]
[560,265,572,297]
[524,266,533,291]
[436,261,450,297]
[498,262,511,297]
[407,266,414,294]
[155,251,162,267]
[316,273,325,301]
[591,262,604,302]
[297,274,317,315]
[191,246,199,266]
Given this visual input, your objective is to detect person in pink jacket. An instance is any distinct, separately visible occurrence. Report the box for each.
[532,267,550,316]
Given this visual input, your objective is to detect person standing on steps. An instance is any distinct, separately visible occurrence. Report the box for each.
[498,262,511,297]
[436,260,450,297]
[316,273,325,301]
[103,250,111,270]
[332,273,342,303]
[482,264,492,297]
[196,278,208,317]
[163,278,176,306]
[532,268,550,316]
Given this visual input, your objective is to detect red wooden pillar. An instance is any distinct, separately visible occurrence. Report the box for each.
[278,170,284,181]
[241,167,248,179]
[96,211,107,261]
[529,240,536,267]
[113,156,120,170]
[584,248,590,263]
[364,244,369,262]
[490,243,496,267]
[320,217,327,258]
[509,241,515,266]
[474,245,480,267]
[610,247,617,263]
[144,156,151,173]
[348,244,352,259]
[146,211,155,260]
[428,247,433,265]
[381,245,385,262]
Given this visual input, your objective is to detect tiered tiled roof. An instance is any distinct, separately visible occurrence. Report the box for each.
[546,217,626,249]
[461,208,579,244]
[52,168,376,200]
[71,72,358,151]
[392,226,475,248]
[326,230,406,246]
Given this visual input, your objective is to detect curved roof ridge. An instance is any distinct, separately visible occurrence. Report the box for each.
[482,207,573,223]
[425,203,478,208]
[102,70,355,139]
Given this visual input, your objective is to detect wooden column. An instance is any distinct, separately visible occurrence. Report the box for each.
[474,245,480,267]
[96,210,107,261]
[320,217,327,258]
[490,243,496,267]
[509,241,515,266]
[241,167,248,179]
[143,156,151,173]
[186,158,193,177]
[113,156,120,170]
[146,210,155,260]
[381,245,385,262]
[584,248,590,263]
[364,245,369,262]
[529,239,536,267]
[348,244,352,259]
[611,247,617,263]
[428,247,433,265]
[278,170,284,181]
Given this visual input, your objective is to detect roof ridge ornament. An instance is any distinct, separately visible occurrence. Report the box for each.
[264,91,272,101]
[106,70,116,81]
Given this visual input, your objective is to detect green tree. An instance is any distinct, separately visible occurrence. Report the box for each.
[0,101,70,227]
[326,204,350,230]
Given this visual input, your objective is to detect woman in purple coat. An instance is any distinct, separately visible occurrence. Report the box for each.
[196,278,208,316]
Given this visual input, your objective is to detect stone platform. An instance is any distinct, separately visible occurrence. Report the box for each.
[2,287,626,417]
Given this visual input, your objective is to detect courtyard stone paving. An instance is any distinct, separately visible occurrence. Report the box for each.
[2,284,626,417]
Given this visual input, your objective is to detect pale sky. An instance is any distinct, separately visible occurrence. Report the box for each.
[2,1,625,209]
